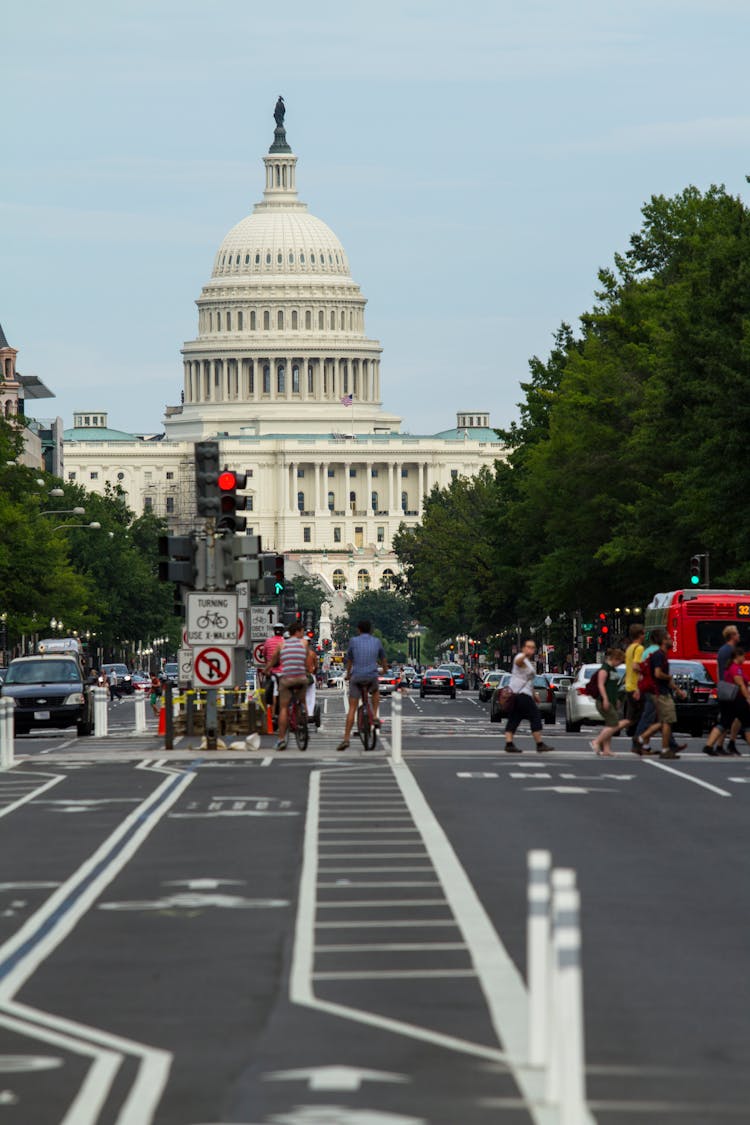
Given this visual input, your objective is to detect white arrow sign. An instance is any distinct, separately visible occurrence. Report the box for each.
[265,1065,408,1092]
[526,786,620,794]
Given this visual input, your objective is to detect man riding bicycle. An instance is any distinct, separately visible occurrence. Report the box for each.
[259,623,286,720]
[336,620,388,752]
[263,620,312,751]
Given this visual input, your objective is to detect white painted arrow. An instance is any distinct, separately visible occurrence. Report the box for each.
[265,1065,408,1092]
[728,777,750,783]
[456,772,498,778]
[559,773,636,781]
[526,786,620,794]
[164,878,244,890]
[264,1108,424,1125]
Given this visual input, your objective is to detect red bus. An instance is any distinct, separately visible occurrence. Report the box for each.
[644,589,750,680]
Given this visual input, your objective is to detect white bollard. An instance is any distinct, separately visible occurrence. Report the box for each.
[93,686,108,738]
[546,868,577,1102]
[391,691,402,763]
[134,689,146,734]
[527,849,552,1066]
[546,880,587,1122]
[0,699,14,770]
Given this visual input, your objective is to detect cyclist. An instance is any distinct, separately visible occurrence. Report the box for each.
[336,620,388,752]
[264,620,309,751]
[259,623,286,719]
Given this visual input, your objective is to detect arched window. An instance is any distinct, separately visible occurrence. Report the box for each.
[343,368,349,394]
[401,491,408,512]
[245,254,250,265]
[289,251,294,264]
[330,310,335,330]
[277,309,284,330]
[327,490,335,510]
[332,569,345,590]
[357,569,371,591]
[226,311,231,331]
[217,311,221,331]
[237,310,243,330]
[382,569,395,591]
[292,365,300,393]
[266,252,271,265]
[292,310,298,329]
[275,166,280,186]
[318,310,324,330]
[311,252,316,264]
[250,310,256,330]
[263,310,270,330]
[277,251,282,265]
[297,491,305,512]
[263,365,271,394]
[277,365,286,393]
[305,310,311,329]
[255,252,260,265]
[341,310,345,330]
[307,365,314,394]
[349,490,356,510]
[371,491,378,511]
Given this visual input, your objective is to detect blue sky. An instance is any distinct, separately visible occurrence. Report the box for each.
[4,0,750,436]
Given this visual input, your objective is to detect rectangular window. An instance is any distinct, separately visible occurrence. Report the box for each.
[144,496,153,510]
[303,526,311,543]
[377,526,385,543]
[297,468,305,478]
[68,471,76,481]
[450,469,458,480]
[327,467,335,477]
[334,526,342,543]
[371,468,378,477]
[90,471,98,480]
[166,496,175,514]
[246,495,253,511]
[238,310,244,330]
[166,471,174,480]
[401,468,409,478]
[349,468,356,478]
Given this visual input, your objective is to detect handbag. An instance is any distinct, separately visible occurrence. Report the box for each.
[497,686,515,714]
[717,680,739,703]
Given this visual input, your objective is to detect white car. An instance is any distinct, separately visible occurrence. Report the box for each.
[564,663,608,732]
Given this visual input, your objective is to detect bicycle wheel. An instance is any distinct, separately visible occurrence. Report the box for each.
[363,703,377,752]
[294,698,309,751]
[357,702,368,746]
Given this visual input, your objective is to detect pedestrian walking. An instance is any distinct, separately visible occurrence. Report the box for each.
[703,625,741,756]
[109,667,122,700]
[636,631,686,758]
[149,672,161,718]
[504,639,554,753]
[624,623,646,749]
[589,647,629,757]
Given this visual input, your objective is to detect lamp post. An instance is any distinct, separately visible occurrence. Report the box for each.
[52,521,102,532]
[0,612,7,667]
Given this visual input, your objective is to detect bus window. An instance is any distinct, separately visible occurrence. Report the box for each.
[696,620,750,652]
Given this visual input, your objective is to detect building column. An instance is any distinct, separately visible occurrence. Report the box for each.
[366,460,373,512]
[396,461,403,512]
[343,460,351,512]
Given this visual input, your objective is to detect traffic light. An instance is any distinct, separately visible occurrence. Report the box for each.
[304,609,314,632]
[217,469,248,533]
[273,554,285,596]
[690,555,702,586]
[598,612,609,636]
[195,441,220,517]
[157,535,194,585]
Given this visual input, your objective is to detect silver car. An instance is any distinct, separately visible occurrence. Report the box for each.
[564,663,607,732]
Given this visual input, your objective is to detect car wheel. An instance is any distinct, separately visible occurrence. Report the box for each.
[565,718,581,733]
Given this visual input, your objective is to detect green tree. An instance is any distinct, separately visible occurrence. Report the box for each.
[291,573,328,629]
[333,589,412,650]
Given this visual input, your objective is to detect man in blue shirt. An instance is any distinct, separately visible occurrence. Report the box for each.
[336,620,388,752]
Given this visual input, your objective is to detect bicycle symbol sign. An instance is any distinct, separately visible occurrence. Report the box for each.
[186,593,238,645]
[194,646,233,687]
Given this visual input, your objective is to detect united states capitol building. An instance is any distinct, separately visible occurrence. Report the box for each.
[63,101,504,596]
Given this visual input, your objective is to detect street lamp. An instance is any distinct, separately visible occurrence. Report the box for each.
[41,507,86,517]
[52,521,102,532]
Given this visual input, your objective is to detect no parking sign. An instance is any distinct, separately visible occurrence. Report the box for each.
[193,647,233,687]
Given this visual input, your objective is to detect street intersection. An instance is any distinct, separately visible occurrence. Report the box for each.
[0,690,748,1123]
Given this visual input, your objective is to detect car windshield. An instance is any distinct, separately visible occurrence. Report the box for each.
[5,660,80,685]
[104,664,128,675]
[670,661,715,684]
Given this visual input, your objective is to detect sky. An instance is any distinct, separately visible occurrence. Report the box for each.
[4,0,750,437]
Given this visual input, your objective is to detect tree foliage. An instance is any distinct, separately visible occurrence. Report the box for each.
[395,184,750,638]
[333,589,412,651]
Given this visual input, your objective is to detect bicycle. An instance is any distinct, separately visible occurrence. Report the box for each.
[356,682,378,751]
[287,684,309,751]
[196,611,228,629]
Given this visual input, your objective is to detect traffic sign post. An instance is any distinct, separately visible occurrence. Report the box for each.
[193,647,234,688]
[250,604,279,640]
[186,593,238,645]
[178,647,193,686]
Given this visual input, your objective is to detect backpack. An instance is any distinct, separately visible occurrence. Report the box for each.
[585,668,603,697]
[637,652,656,694]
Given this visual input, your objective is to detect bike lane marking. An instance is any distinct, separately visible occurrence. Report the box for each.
[0,771,66,820]
[0,759,201,1125]
[644,759,732,797]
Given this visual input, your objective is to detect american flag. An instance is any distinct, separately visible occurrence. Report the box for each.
[340,394,353,406]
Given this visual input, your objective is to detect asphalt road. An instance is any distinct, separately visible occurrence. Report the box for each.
[1,688,748,1124]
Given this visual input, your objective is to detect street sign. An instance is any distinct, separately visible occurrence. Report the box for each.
[186,593,238,645]
[250,604,278,639]
[178,648,193,684]
[193,646,233,687]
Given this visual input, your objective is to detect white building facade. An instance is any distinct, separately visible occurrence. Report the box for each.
[63,107,505,595]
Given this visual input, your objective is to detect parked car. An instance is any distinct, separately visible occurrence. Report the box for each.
[489,673,512,721]
[438,664,468,689]
[479,670,507,702]
[378,670,402,695]
[400,665,417,684]
[411,673,423,690]
[101,663,133,694]
[1,653,94,736]
[420,668,457,699]
[163,662,179,687]
[489,674,554,724]
[131,672,150,692]
[542,673,574,705]
[564,664,608,732]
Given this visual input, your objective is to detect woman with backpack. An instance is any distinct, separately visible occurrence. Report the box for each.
[589,647,628,757]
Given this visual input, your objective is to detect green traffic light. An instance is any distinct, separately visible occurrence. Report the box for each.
[275,580,284,595]
[690,574,700,585]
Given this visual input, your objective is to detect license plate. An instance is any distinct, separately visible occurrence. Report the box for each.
[34,710,50,720]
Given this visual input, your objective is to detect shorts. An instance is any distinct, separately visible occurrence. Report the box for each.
[349,677,378,702]
[654,694,676,725]
[279,675,308,705]
[149,692,160,706]
[596,699,620,727]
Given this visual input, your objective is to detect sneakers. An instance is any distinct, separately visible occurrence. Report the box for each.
[659,749,680,759]
[336,740,350,753]
[504,742,522,753]
[727,740,740,756]
[536,741,555,753]
[702,744,718,757]
[275,739,287,751]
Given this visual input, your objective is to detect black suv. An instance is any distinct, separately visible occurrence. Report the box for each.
[1,654,94,736]
[669,660,718,736]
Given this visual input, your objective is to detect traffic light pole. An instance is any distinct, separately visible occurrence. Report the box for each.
[203,534,218,751]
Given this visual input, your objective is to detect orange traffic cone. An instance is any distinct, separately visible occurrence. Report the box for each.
[266,702,275,735]
[158,706,166,736]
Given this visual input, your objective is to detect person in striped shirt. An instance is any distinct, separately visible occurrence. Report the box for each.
[264,621,310,751]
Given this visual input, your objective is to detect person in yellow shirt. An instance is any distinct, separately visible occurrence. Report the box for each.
[624,623,646,751]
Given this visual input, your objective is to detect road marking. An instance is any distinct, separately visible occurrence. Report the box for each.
[728,776,750,783]
[316,899,449,908]
[265,1064,408,1091]
[315,919,461,929]
[644,760,732,797]
[318,881,440,889]
[526,785,619,794]
[313,969,477,980]
[315,943,467,953]
[511,772,551,779]
[0,772,66,819]
[456,772,498,778]
[318,867,433,873]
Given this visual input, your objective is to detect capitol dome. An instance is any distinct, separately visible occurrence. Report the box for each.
[168,100,401,441]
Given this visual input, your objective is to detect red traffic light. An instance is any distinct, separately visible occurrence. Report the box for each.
[598,612,606,621]
[218,470,237,491]
[601,625,609,635]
